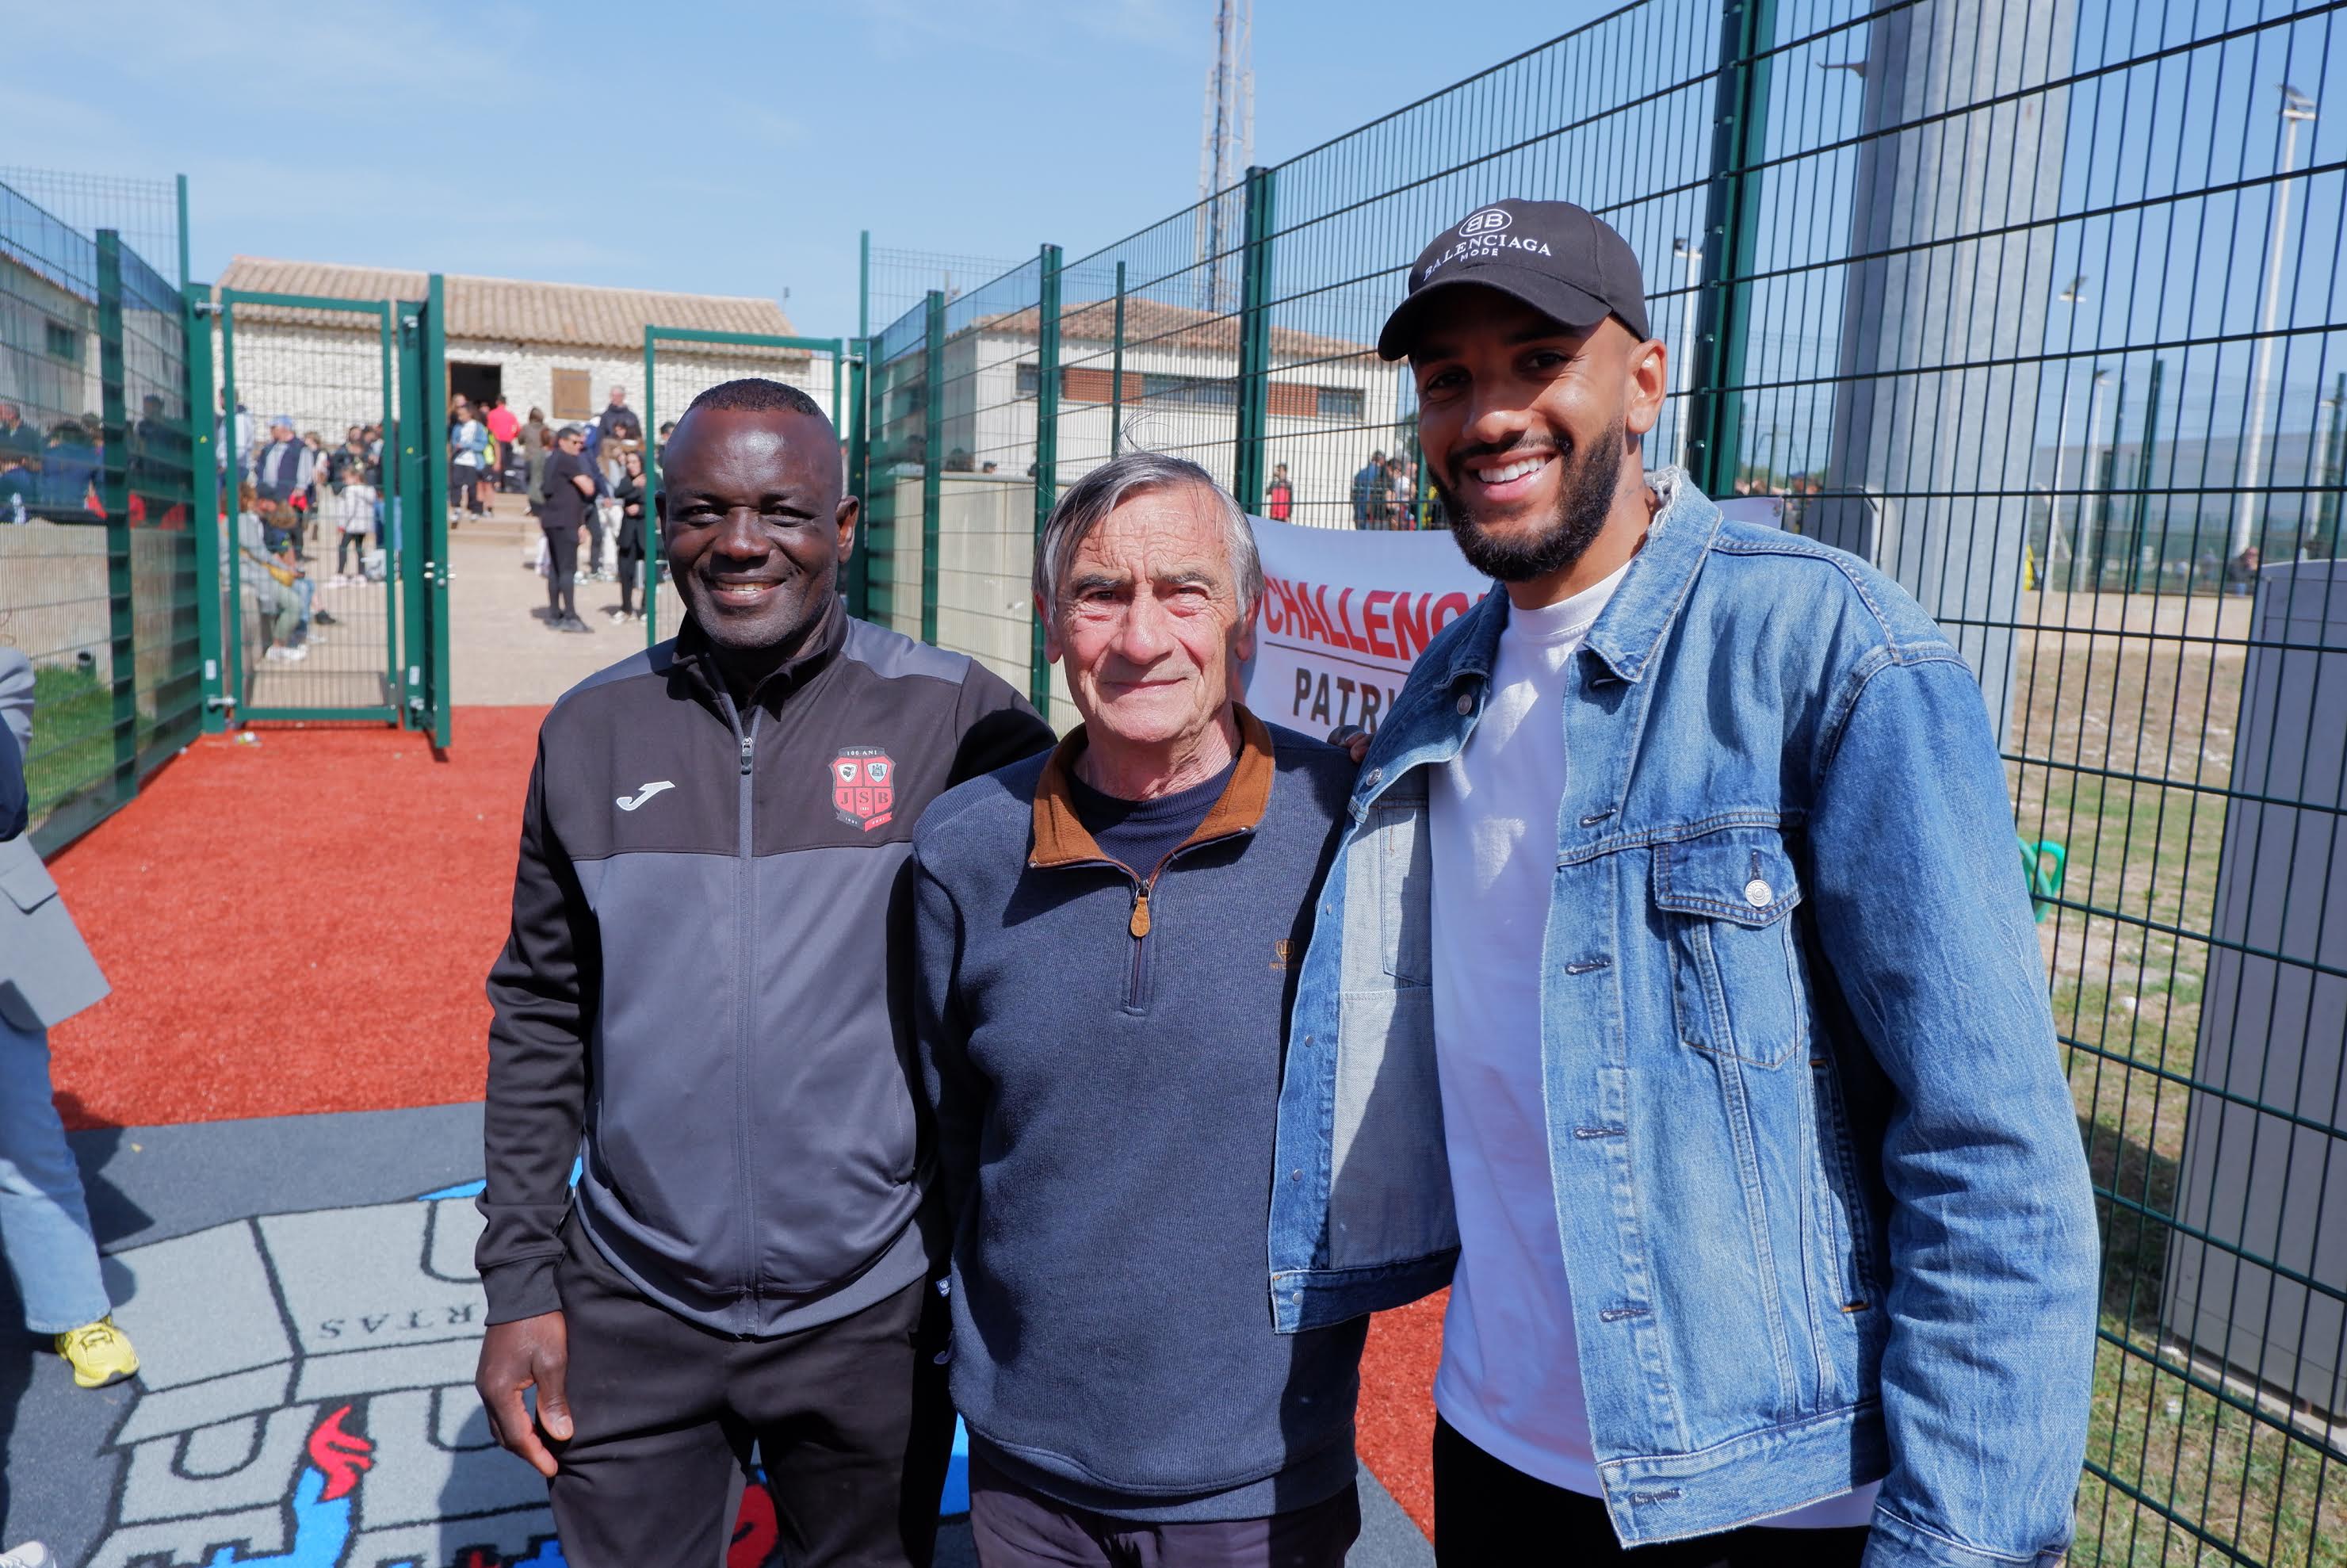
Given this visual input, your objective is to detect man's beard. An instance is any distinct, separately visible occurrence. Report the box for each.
[1432,419,1626,583]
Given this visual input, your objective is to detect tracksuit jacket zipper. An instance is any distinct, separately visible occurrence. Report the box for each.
[722,691,763,1330]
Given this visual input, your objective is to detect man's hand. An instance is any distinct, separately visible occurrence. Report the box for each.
[475,1310,572,1478]
[1328,725,1371,766]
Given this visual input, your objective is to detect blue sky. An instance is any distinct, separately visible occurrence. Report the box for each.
[16,0,1604,338]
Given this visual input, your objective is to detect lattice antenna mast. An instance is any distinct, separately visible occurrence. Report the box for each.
[1197,0,1254,312]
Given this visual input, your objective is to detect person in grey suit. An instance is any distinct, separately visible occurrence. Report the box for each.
[0,647,138,1389]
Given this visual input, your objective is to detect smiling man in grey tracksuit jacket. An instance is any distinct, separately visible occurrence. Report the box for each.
[473,380,1052,1568]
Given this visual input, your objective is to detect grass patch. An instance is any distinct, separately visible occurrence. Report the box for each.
[20,659,186,839]
[23,660,117,821]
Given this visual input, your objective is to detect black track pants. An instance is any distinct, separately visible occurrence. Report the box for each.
[546,1216,956,1568]
[542,522,579,621]
[1432,1417,1869,1568]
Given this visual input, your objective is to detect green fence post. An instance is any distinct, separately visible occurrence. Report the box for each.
[1686,0,1776,496]
[643,325,659,649]
[1109,262,1127,459]
[2124,356,2165,593]
[188,283,225,732]
[96,231,136,803]
[854,235,873,624]
[222,299,247,717]
[1233,166,1276,511]
[396,300,426,728]
[1031,245,1064,717]
[922,289,944,647]
[847,338,871,620]
[425,274,451,748]
[378,303,399,702]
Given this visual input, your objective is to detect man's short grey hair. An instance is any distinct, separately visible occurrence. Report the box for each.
[1034,452,1263,616]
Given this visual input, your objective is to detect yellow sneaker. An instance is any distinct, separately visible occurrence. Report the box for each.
[55,1317,138,1389]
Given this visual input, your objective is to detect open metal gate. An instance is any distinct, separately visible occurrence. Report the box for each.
[216,281,449,740]
[639,326,857,650]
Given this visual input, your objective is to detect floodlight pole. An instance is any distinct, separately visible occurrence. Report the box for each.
[1672,238,1701,470]
[2232,85,2317,557]
[2078,367,2112,582]
[2045,277,2088,571]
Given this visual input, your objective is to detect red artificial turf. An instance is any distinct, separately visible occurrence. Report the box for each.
[45,709,543,1130]
[41,707,1447,1536]
[1361,1291,1446,1537]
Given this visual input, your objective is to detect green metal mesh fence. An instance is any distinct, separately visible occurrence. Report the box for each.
[2,174,201,852]
[865,245,1027,338]
[0,167,184,290]
[219,293,399,721]
[866,1,2347,1558]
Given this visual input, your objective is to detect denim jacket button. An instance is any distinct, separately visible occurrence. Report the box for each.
[1365,768,1382,788]
[1745,878,1774,907]
[1455,694,1474,715]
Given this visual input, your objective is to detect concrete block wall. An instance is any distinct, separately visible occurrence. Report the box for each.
[931,473,1035,697]
[1,519,193,703]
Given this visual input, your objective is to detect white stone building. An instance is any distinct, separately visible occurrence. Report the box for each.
[210,258,835,459]
[861,299,1395,711]
[0,247,101,433]
[900,296,1400,529]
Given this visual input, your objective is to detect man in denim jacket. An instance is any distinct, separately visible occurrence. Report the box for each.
[1269,200,2100,1566]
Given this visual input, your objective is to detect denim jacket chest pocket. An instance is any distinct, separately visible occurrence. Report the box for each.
[1368,783,1433,988]
[1651,824,1812,1069]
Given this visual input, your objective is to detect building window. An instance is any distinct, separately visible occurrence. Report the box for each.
[1061,366,1116,403]
[1267,381,1317,419]
[1141,372,1237,409]
[1021,364,1144,403]
[551,369,592,420]
[44,320,79,362]
[1317,386,1365,421]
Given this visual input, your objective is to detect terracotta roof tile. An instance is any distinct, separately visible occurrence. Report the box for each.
[214,257,809,359]
[974,296,1371,365]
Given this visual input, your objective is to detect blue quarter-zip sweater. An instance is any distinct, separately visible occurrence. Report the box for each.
[912,708,1368,1522]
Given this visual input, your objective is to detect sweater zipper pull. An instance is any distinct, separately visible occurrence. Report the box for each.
[1129,885,1152,939]
[740,734,755,774]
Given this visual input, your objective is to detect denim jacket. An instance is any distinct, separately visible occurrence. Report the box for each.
[1269,474,2099,1567]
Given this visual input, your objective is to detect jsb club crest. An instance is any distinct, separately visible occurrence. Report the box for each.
[830,748,896,832]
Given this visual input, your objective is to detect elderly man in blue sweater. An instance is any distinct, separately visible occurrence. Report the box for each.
[912,452,1365,1566]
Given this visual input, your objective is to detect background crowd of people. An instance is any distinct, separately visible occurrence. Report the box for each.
[513,385,655,633]
[1347,448,1429,529]
[223,409,388,664]
[0,397,195,526]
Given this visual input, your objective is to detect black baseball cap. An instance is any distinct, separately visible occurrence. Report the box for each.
[1378,199,1650,361]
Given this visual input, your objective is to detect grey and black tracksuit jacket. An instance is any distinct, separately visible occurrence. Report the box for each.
[478,599,1053,1337]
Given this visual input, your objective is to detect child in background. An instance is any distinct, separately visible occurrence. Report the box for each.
[334,463,377,583]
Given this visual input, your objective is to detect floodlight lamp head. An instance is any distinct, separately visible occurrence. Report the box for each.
[2281,83,2317,120]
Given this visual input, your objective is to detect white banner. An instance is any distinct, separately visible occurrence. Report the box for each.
[1242,518,1493,738]
[1240,497,1783,738]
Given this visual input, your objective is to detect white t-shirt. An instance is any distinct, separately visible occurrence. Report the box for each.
[1428,561,1879,1528]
